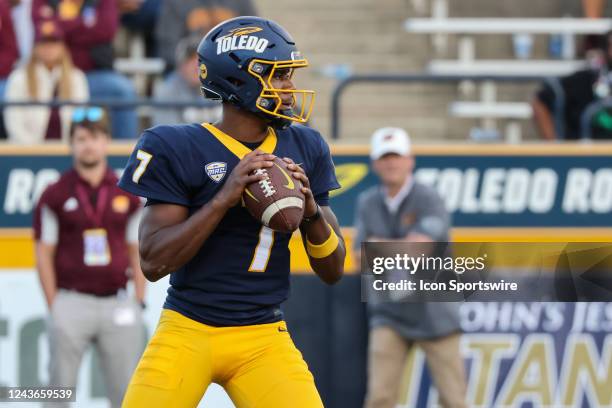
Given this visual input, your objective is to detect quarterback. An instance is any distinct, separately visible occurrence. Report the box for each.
[118,16,345,408]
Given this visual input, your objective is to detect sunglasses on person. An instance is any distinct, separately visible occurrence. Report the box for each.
[72,107,105,123]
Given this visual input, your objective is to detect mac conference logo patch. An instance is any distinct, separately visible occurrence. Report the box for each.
[205,162,227,183]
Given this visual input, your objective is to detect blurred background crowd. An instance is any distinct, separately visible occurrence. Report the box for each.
[0,0,255,142]
[1,0,612,143]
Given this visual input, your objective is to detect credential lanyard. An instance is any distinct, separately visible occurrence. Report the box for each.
[75,184,109,227]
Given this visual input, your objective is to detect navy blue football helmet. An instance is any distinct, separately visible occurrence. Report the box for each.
[197,16,314,129]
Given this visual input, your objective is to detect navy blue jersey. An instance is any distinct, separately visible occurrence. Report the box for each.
[118,123,340,326]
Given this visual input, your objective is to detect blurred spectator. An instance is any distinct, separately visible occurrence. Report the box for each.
[34,107,145,408]
[0,0,19,92]
[152,35,221,125]
[0,0,21,140]
[4,19,88,143]
[32,0,138,139]
[581,0,608,55]
[156,0,256,72]
[533,31,612,140]
[583,0,606,17]
[119,0,161,57]
[11,0,34,60]
[354,128,467,408]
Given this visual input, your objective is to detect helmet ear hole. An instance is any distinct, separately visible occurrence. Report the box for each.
[210,28,224,42]
[228,52,241,64]
[227,77,244,87]
[201,86,222,100]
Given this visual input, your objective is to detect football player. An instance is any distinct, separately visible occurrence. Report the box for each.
[118,16,345,408]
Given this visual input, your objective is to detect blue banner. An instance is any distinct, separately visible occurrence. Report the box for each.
[331,154,612,227]
[1,148,611,228]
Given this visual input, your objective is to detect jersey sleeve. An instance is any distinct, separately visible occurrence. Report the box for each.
[125,190,143,215]
[118,130,191,206]
[125,208,142,244]
[308,135,341,207]
[33,187,59,244]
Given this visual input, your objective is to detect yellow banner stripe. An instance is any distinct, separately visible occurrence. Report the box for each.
[3,228,611,271]
[0,235,35,268]
[0,228,358,273]
[3,143,612,156]
[451,227,612,242]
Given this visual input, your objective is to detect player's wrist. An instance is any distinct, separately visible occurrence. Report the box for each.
[212,190,235,210]
[300,204,321,228]
[304,202,321,220]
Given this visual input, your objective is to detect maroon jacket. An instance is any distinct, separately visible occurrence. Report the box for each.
[33,168,141,296]
[0,0,19,78]
[32,0,118,71]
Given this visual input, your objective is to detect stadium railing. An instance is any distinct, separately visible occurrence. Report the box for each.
[404,17,612,64]
[330,73,552,140]
[404,17,612,34]
[0,75,575,143]
[0,100,208,109]
[426,60,586,77]
[0,99,216,141]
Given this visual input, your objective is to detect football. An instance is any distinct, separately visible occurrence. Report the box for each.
[243,157,305,233]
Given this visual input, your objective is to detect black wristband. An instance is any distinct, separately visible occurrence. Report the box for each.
[301,205,321,227]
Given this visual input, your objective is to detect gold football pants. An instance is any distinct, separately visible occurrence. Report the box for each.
[122,309,323,408]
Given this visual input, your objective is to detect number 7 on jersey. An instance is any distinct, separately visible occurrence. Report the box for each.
[132,149,153,183]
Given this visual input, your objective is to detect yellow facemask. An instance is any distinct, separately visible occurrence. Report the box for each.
[248,58,315,124]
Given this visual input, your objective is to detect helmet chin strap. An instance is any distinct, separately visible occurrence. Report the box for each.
[234,101,293,130]
[249,98,294,129]
[266,105,295,129]
[256,109,293,130]
[268,115,293,130]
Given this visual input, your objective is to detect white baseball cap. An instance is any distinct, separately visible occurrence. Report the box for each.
[370,127,411,160]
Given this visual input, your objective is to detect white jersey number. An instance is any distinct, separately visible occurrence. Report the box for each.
[132,149,153,184]
[249,226,275,272]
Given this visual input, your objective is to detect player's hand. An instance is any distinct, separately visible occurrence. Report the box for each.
[215,150,275,208]
[282,157,317,217]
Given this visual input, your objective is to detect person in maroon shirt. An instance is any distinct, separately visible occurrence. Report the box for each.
[32,0,117,72]
[32,0,138,139]
[0,0,19,79]
[0,0,20,139]
[33,107,145,407]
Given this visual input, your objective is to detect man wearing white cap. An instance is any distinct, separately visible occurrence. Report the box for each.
[354,127,467,408]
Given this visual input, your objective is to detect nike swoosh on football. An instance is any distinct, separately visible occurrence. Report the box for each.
[274,163,295,189]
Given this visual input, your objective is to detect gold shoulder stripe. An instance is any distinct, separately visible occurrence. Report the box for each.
[202,123,277,159]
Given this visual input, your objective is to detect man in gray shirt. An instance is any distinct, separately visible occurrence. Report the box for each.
[152,35,221,125]
[354,128,467,408]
